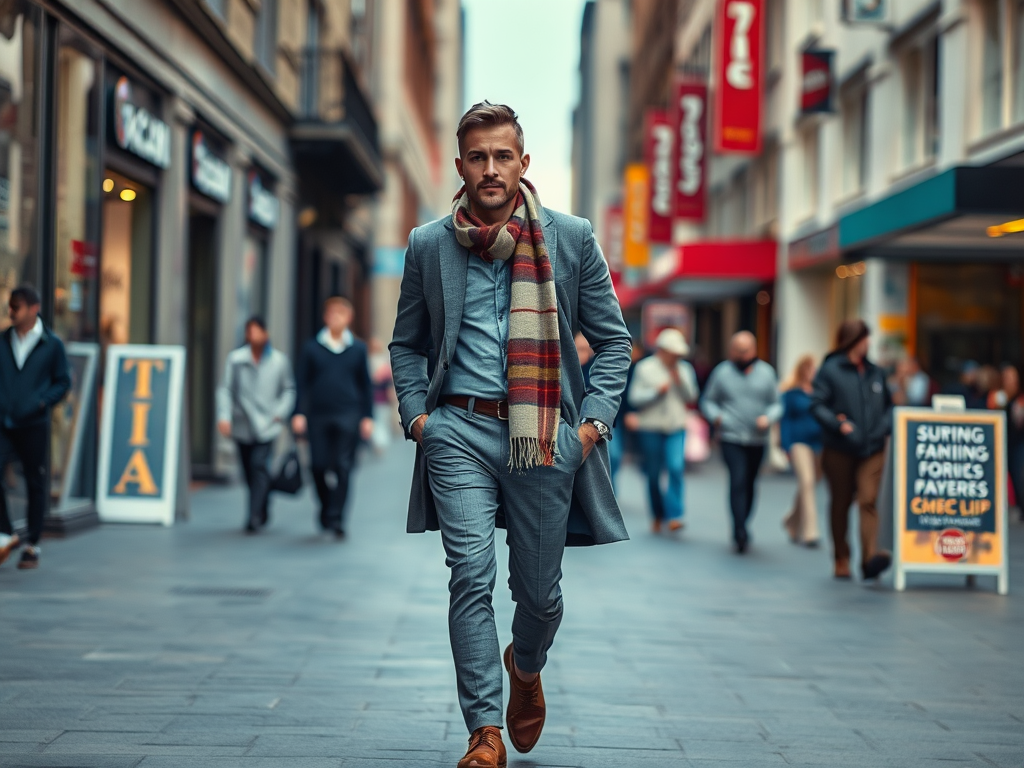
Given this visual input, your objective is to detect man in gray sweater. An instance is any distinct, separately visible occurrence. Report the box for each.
[700,332,782,552]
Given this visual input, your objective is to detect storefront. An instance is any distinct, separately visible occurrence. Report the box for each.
[838,165,1024,388]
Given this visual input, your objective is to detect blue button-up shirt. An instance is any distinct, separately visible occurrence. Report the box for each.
[441,255,510,400]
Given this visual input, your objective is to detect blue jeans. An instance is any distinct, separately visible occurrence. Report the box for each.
[420,403,582,733]
[637,430,686,521]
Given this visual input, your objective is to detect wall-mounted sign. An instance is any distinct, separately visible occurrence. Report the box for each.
[713,0,764,154]
[623,163,650,269]
[96,345,186,526]
[892,408,1008,594]
[641,300,692,352]
[191,129,232,203]
[247,168,279,229]
[801,49,835,114]
[112,76,171,169]
[644,109,674,244]
[673,81,707,221]
[843,0,890,24]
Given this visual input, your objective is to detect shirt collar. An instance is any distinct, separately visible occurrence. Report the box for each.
[318,327,353,354]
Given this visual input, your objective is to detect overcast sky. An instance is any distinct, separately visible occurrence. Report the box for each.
[460,0,588,214]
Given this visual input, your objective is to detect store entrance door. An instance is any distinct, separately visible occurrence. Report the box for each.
[100,171,153,347]
[188,213,218,473]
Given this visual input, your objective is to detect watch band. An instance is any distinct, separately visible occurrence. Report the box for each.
[582,418,610,440]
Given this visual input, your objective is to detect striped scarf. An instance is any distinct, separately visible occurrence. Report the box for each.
[452,180,560,469]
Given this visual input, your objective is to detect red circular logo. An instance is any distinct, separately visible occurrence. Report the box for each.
[934,528,969,562]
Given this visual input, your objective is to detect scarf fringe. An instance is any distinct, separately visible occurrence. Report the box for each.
[509,436,557,472]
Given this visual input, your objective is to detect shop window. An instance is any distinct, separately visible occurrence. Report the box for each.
[840,84,868,196]
[797,125,819,220]
[0,7,41,323]
[53,31,101,343]
[100,171,153,348]
[899,37,938,170]
[237,232,268,342]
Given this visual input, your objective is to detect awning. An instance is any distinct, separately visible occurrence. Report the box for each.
[839,166,1024,260]
[615,240,777,310]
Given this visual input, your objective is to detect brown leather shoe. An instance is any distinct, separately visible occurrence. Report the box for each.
[834,558,852,579]
[0,534,20,566]
[457,726,506,768]
[503,643,545,753]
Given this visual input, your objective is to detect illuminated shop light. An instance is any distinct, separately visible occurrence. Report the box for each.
[986,218,1024,238]
[120,189,137,202]
[103,178,115,193]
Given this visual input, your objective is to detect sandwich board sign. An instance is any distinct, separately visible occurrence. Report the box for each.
[892,407,1008,594]
[97,345,186,526]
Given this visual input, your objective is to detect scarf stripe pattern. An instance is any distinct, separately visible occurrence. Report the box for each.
[452,180,560,469]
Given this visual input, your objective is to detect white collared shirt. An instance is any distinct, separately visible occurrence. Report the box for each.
[10,317,43,370]
[317,327,353,355]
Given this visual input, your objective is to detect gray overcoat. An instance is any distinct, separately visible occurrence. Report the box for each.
[389,207,632,546]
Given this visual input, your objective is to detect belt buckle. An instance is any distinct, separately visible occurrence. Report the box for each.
[496,401,509,421]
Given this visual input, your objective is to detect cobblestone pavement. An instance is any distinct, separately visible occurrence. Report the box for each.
[2,439,1023,767]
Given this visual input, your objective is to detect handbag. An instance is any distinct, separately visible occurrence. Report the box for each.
[271,443,304,495]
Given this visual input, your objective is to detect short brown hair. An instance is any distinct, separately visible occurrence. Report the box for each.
[323,296,352,313]
[456,101,524,156]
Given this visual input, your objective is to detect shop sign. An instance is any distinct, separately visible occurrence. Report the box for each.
[788,224,839,269]
[843,0,891,24]
[112,76,171,169]
[713,0,764,154]
[801,50,834,114]
[191,130,232,203]
[673,81,707,221]
[96,345,186,527]
[247,169,279,229]
[892,408,1008,594]
[641,300,692,352]
[644,109,674,244]
[623,163,650,269]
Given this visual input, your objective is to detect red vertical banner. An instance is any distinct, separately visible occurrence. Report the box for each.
[673,82,707,222]
[644,109,674,244]
[713,0,764,154]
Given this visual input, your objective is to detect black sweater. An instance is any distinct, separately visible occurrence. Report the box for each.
[0,325,72,429]
[294,337,373,421]
[811,352,893,458]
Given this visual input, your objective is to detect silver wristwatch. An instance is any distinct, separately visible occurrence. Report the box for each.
[582,418,610,440]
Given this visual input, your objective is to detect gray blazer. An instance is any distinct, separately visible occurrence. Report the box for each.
[389,207,632,546]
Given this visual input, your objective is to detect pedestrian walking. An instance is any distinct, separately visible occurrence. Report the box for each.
[292,297,374,540]
[0,286,71,570]
[779,354,822,548]
[390,102,631,768]
[628,328,699,532]
[699,331,781,553]
[811,319,893,581]
[216,316,296,534]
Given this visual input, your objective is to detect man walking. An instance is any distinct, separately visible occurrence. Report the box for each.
[811,319,893,580]
[217,316,295,533]
[292,297,373,539]
[390,102,631,768]
[700,331,781,553]
[0,286,71,569]
[628,328,699,532]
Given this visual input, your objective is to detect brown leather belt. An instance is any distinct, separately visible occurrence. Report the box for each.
[441,395,510,421]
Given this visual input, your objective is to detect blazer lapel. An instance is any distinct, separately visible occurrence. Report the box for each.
[440,217,467,358]
[541,207,557,279]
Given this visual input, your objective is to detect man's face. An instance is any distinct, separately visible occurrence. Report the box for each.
[245,323,269,348]
[851,335,870,360]
[8,300,38,328]
[729,336,756,364]
[324,303,351,335]
[455,124,530,213]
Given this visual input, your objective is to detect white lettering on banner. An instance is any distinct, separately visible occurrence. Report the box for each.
[726,1,756,90]
[248,172,279,229]
[651,123,673,217]
[192,132,232,203]
[678,95,704,196]
[803,68,828,94]
[113,77,171,169]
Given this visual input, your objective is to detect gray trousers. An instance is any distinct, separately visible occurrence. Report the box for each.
[421,403,582,733]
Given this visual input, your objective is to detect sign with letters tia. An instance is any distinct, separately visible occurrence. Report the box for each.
[97,345,186,526]
[893,408,1008,594]
[713,0,764,154]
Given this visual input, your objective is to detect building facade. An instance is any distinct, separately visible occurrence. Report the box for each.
[0,0,381,532]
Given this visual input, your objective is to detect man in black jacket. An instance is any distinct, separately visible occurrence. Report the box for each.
[811,319,892,581]
[291,297,373,538]
[0,286,71,569]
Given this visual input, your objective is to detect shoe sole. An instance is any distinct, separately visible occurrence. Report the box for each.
[17,561,38,570]
[503,644,544,754]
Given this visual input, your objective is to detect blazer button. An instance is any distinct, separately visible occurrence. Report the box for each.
[442,359,449,371]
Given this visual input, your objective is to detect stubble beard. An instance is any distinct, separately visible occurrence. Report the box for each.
[472,183,516,211]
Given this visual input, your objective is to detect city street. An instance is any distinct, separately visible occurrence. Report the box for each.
[2,442,1023,768]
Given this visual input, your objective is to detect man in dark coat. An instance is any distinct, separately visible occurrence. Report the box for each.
[0,286,71,569]
[291,297,373,539]
[811,319,893,581]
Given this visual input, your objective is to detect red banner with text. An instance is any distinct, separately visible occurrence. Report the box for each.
[713,0,764,154]
[644,109,674,244]
[672,82,707,222]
